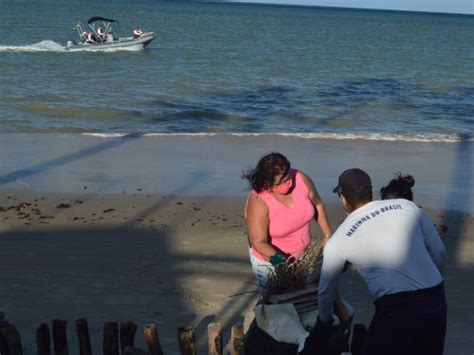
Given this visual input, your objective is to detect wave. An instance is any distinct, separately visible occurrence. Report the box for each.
[82,132,474,142]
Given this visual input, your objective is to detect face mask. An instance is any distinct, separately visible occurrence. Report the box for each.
[272,178,293,195]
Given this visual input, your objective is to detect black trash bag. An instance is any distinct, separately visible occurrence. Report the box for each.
[300,324,349,355]
[244,318,349,355]
[244,319,298,355]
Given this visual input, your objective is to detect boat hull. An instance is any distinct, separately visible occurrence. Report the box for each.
[66,32,154,51]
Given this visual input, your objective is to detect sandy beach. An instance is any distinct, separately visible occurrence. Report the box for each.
[1,134,473,354]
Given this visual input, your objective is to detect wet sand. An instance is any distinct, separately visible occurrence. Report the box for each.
[1,134,473,354]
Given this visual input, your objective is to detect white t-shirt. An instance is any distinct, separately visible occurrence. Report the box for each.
[318,199,446,322]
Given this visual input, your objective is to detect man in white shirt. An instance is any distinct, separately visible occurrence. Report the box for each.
[96,25,105,41]
[317,168,447,355]
[133,26,143,38]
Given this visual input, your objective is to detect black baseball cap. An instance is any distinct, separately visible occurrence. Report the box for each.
[333,168,372,197]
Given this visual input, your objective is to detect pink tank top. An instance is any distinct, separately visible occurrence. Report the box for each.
[245,169,315,261]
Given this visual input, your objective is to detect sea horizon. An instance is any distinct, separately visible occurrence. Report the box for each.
[1,0,473,16]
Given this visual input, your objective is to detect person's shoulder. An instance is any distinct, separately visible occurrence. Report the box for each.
[246,192,269,214]
[324,233,346,259]
[330,203,375,238]
[247,190,267,205]
[400,199,423,215]
[330,222,351,241]
[382,198,419,210]
[295,170,314,188]
[365,199,422,219]
[295,169,307,179]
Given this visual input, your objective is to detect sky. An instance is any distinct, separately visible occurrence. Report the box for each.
[235,0,474,15]
[0,0,472,14]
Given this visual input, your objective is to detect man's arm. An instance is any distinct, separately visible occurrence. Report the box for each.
[317,241,346,322]
[419,210,447,275]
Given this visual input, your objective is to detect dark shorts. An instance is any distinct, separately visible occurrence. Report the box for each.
[363,282,447,355]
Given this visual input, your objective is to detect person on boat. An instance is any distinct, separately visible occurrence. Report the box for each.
[84,31,96,44]
[96,25,105,41]
[133,26,143,38]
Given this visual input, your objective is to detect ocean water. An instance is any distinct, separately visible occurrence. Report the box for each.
[0,2,473,141]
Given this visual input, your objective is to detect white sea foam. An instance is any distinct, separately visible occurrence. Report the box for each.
[0,40,66,52]
[82,132,473,142]
[83,133,130,138]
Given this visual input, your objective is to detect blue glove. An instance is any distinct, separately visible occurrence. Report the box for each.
[269,251,286,266]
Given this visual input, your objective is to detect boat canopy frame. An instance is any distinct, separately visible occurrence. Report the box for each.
[87,16,116,24]
[74,17,117,44]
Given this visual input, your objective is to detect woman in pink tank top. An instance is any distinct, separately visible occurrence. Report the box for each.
[243,152,332,292]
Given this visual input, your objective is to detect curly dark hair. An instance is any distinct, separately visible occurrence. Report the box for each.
[242,152,290,193]
[380,173,415,201]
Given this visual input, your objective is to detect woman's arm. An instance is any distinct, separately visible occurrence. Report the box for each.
[300,172,332,241]
[246,193,277,260]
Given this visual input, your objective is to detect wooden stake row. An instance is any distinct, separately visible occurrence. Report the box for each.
[0,311,368,355]
[177,323,244,355]
[0,315,245,355]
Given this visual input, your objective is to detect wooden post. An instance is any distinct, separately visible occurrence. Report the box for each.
[144,323,164,355]
[36,323,51,355]
[75,319,92,355]
[229,323,244,355]
[1,323,23,355]
[52,319,69,355]
[103,322,119,355]
[178,327,196,355]
[350,323,367,355]
[207,323,223,355]
[120,321,137,353]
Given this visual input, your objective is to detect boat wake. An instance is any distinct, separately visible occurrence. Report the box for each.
[0,40,66,52]
[0,40,146,53]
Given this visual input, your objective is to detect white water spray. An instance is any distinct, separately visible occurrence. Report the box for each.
[0,40,66,52]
